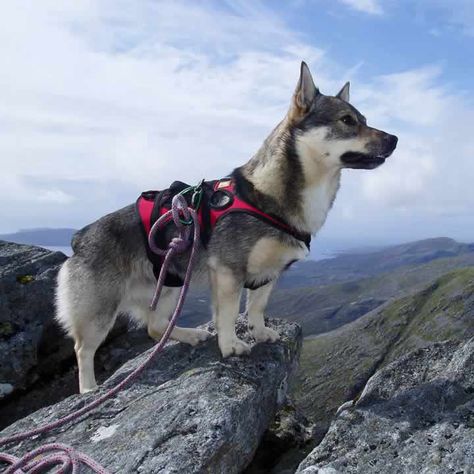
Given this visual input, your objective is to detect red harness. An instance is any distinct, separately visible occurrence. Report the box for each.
[136,178,311,286]
[208,179,305,235]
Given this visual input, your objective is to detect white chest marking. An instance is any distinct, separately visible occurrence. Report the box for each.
[247,237,308,282]
[301,180,339,234]
[295,127,343,234]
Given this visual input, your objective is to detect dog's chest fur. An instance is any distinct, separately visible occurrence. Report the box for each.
[300,176,341,234]
[295,129,342,234]
[246,237,308,285]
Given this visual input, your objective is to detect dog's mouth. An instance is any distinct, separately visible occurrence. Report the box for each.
[340,151,390,170]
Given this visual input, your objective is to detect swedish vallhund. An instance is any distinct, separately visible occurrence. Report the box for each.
[56,62,398,393]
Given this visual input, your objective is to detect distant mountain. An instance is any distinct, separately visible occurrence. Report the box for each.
[268,249,474,335]
[180,237,474,333]
[293,267,474,430]
[278,237,474,289]
[2,231,472,340]
[0,228,76,246]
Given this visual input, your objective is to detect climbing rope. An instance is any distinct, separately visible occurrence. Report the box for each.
[0,194,200,474]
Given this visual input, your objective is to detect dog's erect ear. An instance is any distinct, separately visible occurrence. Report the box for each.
[289,61,319,120]
[296,62,318,108]
[336,81,350,102]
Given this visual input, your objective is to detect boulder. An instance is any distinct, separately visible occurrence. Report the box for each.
[1,317,302,473]
[294,268,474,435]
[297,338,474,473]
[0,242,145,429]
[0,241,67,398]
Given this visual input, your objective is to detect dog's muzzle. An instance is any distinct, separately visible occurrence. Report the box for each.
[341,133,398,170]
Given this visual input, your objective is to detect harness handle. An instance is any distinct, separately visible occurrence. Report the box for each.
[176,179,205,225]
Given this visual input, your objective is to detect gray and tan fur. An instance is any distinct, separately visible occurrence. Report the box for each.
[56,62,398,393]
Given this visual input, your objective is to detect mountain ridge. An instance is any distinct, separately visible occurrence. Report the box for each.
[0,228,76,246]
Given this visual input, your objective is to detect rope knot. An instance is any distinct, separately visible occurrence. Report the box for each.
[147,194,200,311]
[148,194,195,256]
[169,236,188,253]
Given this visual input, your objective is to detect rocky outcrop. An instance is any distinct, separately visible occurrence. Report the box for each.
[297,338,474,473]
[0,242,148,429]
[1,318,302,474]
[0,325,155,430]
[294,268,474,436]
[0,241,67,398]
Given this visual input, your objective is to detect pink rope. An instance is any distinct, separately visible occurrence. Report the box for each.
[0,195,200,474]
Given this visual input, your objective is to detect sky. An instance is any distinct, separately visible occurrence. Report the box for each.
[1,0,473,248]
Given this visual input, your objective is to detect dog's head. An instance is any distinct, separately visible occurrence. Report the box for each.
[288,62,397,170]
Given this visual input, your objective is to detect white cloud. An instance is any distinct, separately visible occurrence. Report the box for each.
[356,67,474,214]
[338,0,383,15]
[416,0,474,37]
[356,66,447,126]
[330,64,474,241]
[0,0,472,244]
[361,143,436,208]
[0,0,333,232]
[37,189,75,204]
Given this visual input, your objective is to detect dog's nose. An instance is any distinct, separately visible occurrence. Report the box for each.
[385,134,398,151]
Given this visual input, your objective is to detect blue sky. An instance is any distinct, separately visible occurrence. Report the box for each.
[287,0,474,88]
[0,0,473,247]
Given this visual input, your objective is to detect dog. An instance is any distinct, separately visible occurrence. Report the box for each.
[56,62,397,393]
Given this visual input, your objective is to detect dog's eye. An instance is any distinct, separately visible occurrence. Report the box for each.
[340,115,357,126]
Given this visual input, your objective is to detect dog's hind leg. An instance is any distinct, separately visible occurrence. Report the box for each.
[56,260,118,394]
[74,318,115,394]
[246,282,280,343]
[143,287,212,346]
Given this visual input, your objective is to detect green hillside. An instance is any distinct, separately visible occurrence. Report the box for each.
[293,267,474,433]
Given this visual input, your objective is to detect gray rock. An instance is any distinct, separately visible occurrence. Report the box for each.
[1,317,302,473]
[297,338,474,473]
[0,325,154,430]
[294,267,474,435]
[0,241,67,397]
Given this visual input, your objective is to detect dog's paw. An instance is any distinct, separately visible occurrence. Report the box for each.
[181,328,213,346]
[219,337,252,358]
[80,384,98,395]
[250,326,280,343]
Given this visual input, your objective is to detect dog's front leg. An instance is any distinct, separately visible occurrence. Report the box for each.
[246,282,280,343]
[209,261,250,357]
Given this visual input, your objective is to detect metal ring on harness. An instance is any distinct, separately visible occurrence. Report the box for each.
[209,189,234,210]
[176,180,204,225]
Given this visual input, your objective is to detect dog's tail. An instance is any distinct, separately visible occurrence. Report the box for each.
[55,260,75,337]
